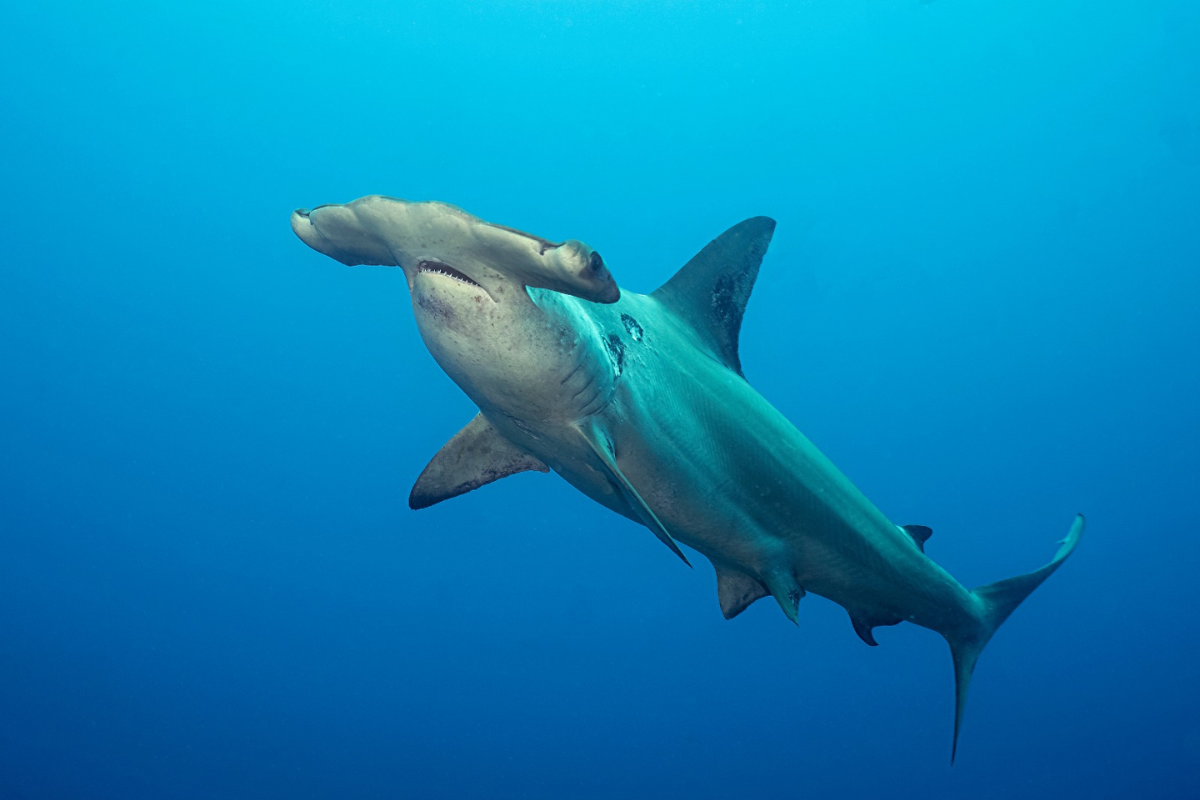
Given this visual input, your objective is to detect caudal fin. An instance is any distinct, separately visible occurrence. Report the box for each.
[947,514,1085,763]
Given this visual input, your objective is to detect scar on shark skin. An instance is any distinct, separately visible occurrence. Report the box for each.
[620,313,644,341]
[290,194,1084,763]
[603,333,625,376]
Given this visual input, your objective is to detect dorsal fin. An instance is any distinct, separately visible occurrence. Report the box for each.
[713,564,770,619]
[902,524,933,552]
[409,414,548,509]
[652,217,776,377]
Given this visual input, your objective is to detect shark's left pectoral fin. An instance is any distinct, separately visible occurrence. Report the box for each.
[578,426,691,567]
[409,414,548,510]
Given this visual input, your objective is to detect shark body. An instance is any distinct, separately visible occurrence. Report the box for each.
[291,196,1082,760]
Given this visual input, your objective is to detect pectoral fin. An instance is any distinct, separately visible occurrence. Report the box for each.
[409,414,548,509]
[578,426,691,567]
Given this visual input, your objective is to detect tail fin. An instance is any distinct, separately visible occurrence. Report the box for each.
[947,514,1085,763]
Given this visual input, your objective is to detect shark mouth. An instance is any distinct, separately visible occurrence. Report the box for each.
[416,260,482,288]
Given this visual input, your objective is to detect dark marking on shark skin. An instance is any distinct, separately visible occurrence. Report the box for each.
[604,333,626,376]
[620,313,644,341]
[710,273,743,337]
[416,292,458,330]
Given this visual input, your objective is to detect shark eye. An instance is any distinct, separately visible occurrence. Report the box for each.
[588,251,606,274]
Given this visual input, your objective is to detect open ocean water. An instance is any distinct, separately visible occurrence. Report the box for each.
[2,1,1198,798]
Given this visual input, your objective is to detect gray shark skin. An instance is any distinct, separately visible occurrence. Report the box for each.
[291,195,1083,762]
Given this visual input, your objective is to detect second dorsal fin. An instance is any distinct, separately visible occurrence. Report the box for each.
[651,217,776,377]
[902,524,933,552]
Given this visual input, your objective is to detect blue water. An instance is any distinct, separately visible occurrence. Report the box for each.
[3,1,1198,797]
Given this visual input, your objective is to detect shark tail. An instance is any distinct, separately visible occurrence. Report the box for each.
[946,514,1084,764]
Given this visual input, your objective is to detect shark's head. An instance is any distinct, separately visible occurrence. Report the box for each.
[291,196,618,301]
[291,196,622,422]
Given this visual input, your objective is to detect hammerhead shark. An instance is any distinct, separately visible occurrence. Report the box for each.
[290,195,1083,761]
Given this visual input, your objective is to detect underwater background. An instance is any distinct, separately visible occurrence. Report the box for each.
[3,1,1198,798]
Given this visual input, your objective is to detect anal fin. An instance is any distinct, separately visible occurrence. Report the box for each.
[409,414,548,510]
[578,425,691,567]
[849,612,902,647]
[714,564,769,619]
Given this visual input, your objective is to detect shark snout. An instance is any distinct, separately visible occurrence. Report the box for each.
[290,203,397,267]
[291,207,323,249]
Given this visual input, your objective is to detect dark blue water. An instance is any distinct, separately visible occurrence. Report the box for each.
[3,2,1198,798]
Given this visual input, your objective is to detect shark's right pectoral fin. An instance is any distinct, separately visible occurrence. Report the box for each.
[577,425,691,567]
[409,414,548,510]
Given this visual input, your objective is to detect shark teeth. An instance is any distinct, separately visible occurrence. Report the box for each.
[417,260,482,288]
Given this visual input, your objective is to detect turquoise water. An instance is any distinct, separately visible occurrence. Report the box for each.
[3,1,1198,797]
